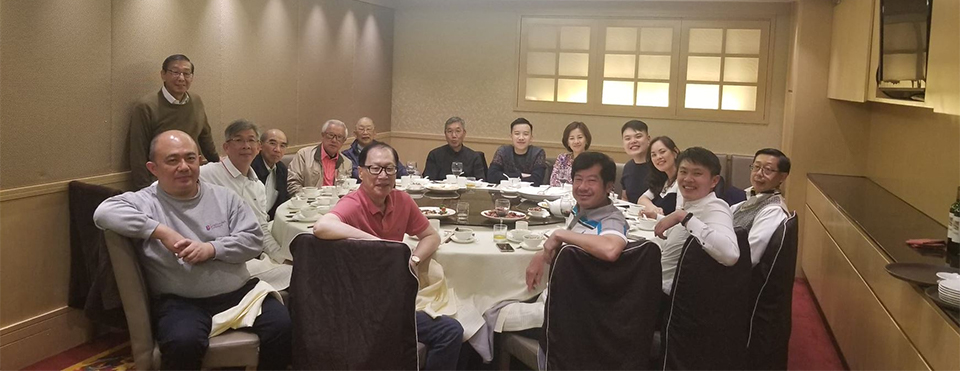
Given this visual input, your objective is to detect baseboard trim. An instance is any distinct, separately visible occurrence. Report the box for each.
[0,307,94,370]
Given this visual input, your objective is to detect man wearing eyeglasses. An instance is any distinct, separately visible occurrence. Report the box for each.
[342,117,408,180]
[286,119,354,195]
[312,142,464,371]
[129,54,219,189]
[730,148,791,266]
[252,129,289,220]
[199,120,292,289]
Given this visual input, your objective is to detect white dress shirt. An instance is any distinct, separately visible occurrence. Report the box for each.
[730,189,788,266]
[263,162,279,211]
[200,157,292,289]
[161,85,190,105]
[660,193,740,295]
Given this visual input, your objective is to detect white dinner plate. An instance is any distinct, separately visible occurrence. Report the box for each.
[419,206,456,219]
[424,183,460,192]
[517,186,567,202]
[480,209,527,221]
[451,234,476,243]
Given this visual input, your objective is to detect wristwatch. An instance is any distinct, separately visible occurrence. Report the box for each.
[681,212,695,227]
[411,255,421,265]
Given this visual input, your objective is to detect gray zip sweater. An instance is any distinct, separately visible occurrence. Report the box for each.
[94,181,263,298]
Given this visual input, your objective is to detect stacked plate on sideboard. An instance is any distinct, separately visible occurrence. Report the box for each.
[938,278,960,308]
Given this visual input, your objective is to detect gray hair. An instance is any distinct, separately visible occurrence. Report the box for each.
[321,119,347,133]
[444,116,465,131]
[224,119,261,141]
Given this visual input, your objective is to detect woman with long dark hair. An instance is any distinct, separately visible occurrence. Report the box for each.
[637,136,681,217]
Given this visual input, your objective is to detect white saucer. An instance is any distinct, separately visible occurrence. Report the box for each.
[451,234,476,243]
[291,212,320,222]
[519,241,544,251]
[507,229,531,243]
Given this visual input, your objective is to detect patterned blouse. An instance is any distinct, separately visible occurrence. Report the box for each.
[550,152,574,186]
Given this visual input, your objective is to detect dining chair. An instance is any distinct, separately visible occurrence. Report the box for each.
[745,212,799,370]
[102,231,261,371]
[288,234,423,370]
[660,233,752,370]
[498,240,662,370]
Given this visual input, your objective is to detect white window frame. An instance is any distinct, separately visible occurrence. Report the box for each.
[516,16,773,124]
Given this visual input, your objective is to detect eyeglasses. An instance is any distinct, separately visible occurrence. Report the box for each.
[356,127,374,133]
[749,164,779,176]
[229,138,259,146]
[323,132,346,142]
[363,165,398,176]
[165,69,194,79]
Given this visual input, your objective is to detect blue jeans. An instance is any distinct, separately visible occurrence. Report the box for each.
[416,312,463,370]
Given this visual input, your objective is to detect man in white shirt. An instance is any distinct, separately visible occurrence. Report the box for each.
[731,148,791,266]
[654,147,740,295]
[252,129,289,220]
[200,120,292,289]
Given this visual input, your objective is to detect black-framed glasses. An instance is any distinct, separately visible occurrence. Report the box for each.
[363,165,398,176]
[165,69,194,78]
[749,164,779,176]
[323,132,346,142]
[229,138,259,146]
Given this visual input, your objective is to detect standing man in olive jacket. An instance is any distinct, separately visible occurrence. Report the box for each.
[129,54,219,189]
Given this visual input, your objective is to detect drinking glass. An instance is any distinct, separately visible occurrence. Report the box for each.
[456,201,470,222]
[451,162,464,177]
[493,224,508,243]
[406,161,419,176]
[495,198,510,218]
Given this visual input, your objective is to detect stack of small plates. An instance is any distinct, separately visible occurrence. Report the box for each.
[939,278,960,307]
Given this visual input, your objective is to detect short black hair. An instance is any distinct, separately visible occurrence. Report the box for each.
[754,148,791,173]
[676,147,722,177]
[621,120,649,134]
[162,54,194,73]
[571,152,617,186]
[561,121,592,152]
[358,142,400,168]
[510,117,533,132]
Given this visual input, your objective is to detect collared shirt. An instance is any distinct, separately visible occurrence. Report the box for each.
[330,188,430,241]
[263,162,278,212]
[659,193,739,295]
[565,201,629,244]
[161,85,190,105]
[731,187,788,266]
[320,148,339,186]
[200,157,291,263]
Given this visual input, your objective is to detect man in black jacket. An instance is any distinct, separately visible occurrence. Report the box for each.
[252,129,289,220]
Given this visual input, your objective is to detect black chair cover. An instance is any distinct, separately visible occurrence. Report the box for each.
[289,235,420,370]
[661,233,752,370]
[746,212,799,370]
[543,240,662,370]
[67,181,126,328]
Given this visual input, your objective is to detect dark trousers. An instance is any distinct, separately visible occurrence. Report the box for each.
[154,279,291,370]
[416,311,464,370]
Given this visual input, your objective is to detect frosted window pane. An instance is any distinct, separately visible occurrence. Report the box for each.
[558,79,588,103]
[721,85,757,111]
[604,55,636,78]
[606,27,637,52]
[526,52,556,75]
[685,84,720,109]
[602,81,635,106]
[723,57,759,83]
[689,28,722,54]
[525,78,555,101]
[560,26,590,50]
[637,55,671,80]
[725,29,761,54]
[883,54,920,80]
[636,82,670,107]
[640,28,673,53]
[528,26,557,49]
[559,53,589,77]
[686,56,721,81]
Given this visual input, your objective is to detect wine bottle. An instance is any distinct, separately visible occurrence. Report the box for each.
[948,186,960,268]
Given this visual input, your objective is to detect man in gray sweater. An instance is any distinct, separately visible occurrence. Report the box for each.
[95,130,290,370]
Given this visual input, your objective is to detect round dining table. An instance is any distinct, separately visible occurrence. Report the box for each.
[270,185,658,340]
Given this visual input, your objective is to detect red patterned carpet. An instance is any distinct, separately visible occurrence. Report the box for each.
[25,279,844,371]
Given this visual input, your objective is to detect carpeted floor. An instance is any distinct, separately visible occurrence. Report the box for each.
[25,278,845,371]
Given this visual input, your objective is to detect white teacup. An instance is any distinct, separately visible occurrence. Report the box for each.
[302,187,320,198]
[512,229,530,239]
[401,175,412,188]
[315,197,333,206]
[627,204,644,216]
[321,186,337,196]
[455,227,475,241]
[429,219,441,234]
[446,174,457,184]
[301,205,319,218]
[290,196,307,209]
[342,178,358,187]
[523,234,544,249]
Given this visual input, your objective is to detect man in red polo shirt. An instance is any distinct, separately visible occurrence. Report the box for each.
[312,142,463,370]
